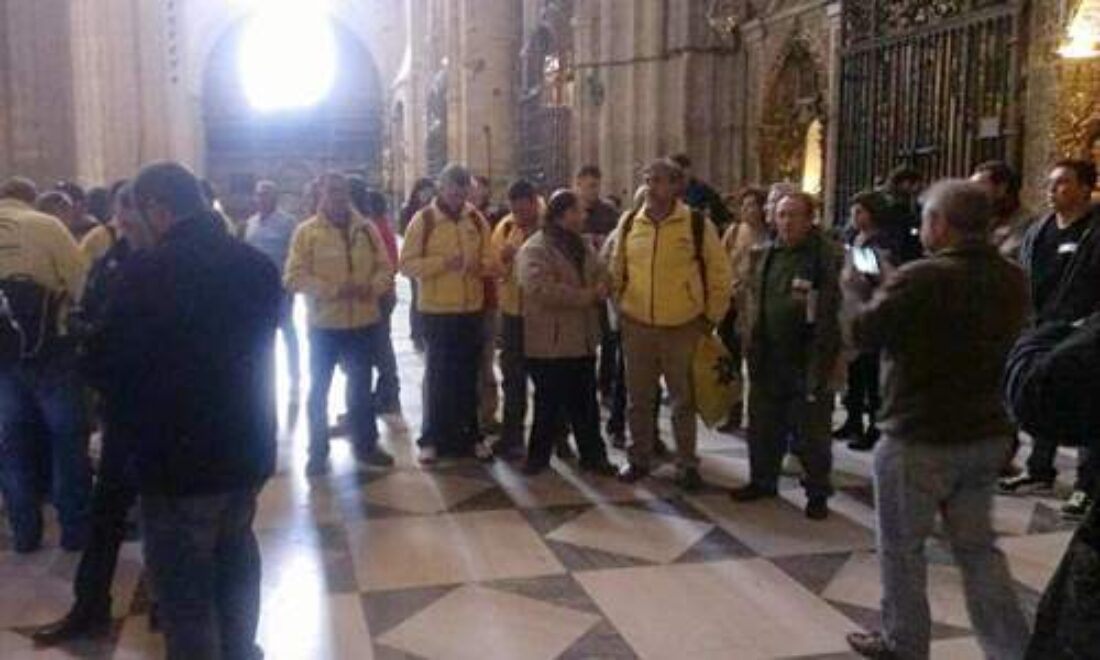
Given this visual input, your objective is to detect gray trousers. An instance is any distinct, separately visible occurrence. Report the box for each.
[873,436,1029,660]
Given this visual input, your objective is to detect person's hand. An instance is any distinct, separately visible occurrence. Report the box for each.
[594,282,610,301]
[353,283,374,301]
[446,254,464,272]
[500,243,518,263]
[336,283,358,300]
[840,263,874,301]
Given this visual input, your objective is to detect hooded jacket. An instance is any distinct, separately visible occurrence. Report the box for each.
[284,210,394,329]
[609,200,731,327]
[399,200,493,314]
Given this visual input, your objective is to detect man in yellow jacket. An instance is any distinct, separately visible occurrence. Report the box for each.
[610,159,732,491]
[490,180,542,459]
[400,164,494,463]
[0,179,91,553]
[285,173,396,476]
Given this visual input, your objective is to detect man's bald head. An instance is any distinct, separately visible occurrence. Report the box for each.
[0,177,39,205]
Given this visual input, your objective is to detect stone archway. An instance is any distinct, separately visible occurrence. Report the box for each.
[759,35,826,191]
[201,15,384,221]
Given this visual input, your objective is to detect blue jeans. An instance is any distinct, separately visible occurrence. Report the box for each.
[142,490,263,660]
[874,436,1029,659]
[372,294,400,412]
[0,352,91,549]
[307,325,380,461]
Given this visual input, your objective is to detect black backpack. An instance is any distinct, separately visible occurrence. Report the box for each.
[618,206,709,291]
[0,276,63,365]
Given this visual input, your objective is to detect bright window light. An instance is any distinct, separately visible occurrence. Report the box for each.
[238,2,337,111]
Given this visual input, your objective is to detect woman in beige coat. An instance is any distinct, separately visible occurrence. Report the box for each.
[516,190,618,476]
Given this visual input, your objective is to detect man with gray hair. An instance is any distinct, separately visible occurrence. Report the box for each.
[844,179,1030,659]
[245,180,301,397]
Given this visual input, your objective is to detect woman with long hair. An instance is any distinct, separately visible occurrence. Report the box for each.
[515,190,617,476]
[399,178,437,351]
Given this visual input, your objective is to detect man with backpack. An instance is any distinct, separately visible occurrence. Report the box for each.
[285,172,396,476]
[0,177,90,553]
[610,158,731,491]
[400,164,495,463]
[490,179,542,459]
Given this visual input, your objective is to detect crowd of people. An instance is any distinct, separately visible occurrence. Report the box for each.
[0,151,1095,659]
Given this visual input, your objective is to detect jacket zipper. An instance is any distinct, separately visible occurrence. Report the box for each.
[343,225,354,325]
[650,221,659,324]
[456,218,468,310]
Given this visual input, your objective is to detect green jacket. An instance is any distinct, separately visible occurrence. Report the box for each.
[744,229,843,398]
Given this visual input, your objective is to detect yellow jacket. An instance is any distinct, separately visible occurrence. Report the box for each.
[284,211,395,329]
[491,213,539,317]
[610,200,732,327]
[79,223,118,264]
[399,200,492,314]
[0,198,88,334]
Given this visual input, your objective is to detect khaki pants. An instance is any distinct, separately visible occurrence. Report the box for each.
[622,317,703,469]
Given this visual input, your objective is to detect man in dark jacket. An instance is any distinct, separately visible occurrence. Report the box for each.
[1001,159,1100,518]
[844,180,1030,660]
[734,191,842,520]
[1004,314,1100,660]
[33,182,150,646]
[94,162,281,660]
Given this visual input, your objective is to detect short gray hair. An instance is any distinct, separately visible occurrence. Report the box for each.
[437,163,472,189]
[643,158,685,182]
[255,179,278,195]
[920,179,992,237]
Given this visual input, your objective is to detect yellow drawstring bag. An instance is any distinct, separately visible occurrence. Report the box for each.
[693,332,738,428]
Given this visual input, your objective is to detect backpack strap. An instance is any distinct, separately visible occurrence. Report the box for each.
[691,209,707,293]
[615,206,642,294]
[420,206,436,255]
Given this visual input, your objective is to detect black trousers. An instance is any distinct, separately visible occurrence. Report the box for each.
[1026,438,1096,493]
[596,304,616,396]
[73,427,137,616]
[605,330,627,435]
[499,314,528,447]
[843,352,881,419]
[421,312,483,455]
[527,357,610,470]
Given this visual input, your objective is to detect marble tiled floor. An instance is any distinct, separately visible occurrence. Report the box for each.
[0,287,1082,659]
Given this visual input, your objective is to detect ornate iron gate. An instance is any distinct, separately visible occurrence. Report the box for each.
[517,0,574,191]
[835,1,1025,225]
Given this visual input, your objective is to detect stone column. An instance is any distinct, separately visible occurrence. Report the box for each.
[4,0,77,181]
[0,0,11,176]
[451,0,519,185]
[739,18,766,185]
[822,1,843,226]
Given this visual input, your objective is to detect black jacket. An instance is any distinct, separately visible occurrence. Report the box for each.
[86,215,282,497]
[1019,206,1100,324]
[685,178,732,232]
[1004,314,1100,448]
[1007,314,1100,659]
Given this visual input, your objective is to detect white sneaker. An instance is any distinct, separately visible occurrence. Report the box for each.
[474,441,494,462]
[418,446,438,465]
[782,454,804,477]
[1062,490,1093,519]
